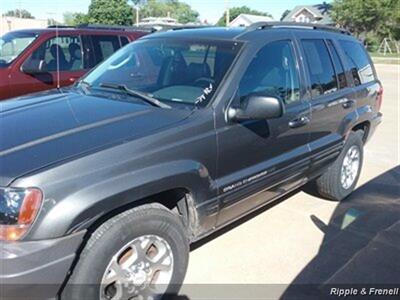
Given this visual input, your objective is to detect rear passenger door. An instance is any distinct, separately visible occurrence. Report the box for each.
[337,39,380,126]
[294,33,354,171]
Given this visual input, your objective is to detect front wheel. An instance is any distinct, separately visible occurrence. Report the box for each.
[62,203,189,300]
[314,131,364,201]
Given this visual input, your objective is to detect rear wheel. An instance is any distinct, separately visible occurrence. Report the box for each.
[62,204,189,300]
[314,131,364,201]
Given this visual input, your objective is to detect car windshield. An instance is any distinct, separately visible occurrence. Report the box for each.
[82,37,242,107]
[0,31,38,67]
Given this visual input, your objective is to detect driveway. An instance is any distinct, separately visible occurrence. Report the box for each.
[182,64,400,299]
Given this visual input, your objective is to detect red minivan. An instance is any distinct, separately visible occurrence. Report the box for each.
[0,25,148,100]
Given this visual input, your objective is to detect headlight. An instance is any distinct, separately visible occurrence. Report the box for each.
[0,187,43,241]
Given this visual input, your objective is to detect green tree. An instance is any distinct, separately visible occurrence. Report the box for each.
[86,0,134,25]
[217,6,272,26]
[139,0,199,24]
[332,0,399,39]
[4,9,34,19]
[63,12,88,25]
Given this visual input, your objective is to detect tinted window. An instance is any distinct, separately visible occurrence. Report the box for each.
[239,40,300,105]
[91,35,121,66]
[327,40,347,89]
[339,40,374,85]
[26,35,83,72]
[302,39,338,97]
[120,36,130,47]
[83,38,241,106]
[0,31,38,66]
[182,44,217,78]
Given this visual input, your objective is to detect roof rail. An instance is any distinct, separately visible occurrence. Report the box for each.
[47,24,153,32]
[169,25,212,31]
[244,21,350,35]
[47,25,75,29]
[76,24,153,32]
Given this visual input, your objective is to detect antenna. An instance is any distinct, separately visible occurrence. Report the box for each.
[47,12,60,89]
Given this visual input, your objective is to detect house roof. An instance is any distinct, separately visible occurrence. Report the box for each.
[283,4,333,25]
[230,13,274,26]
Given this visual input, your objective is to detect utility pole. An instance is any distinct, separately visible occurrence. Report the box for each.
[225,0,230,27]
[18,0,22,18]
[136,7,139,26]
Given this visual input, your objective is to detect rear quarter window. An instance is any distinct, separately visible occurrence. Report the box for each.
[90,35,121,67]
[339,40,375,85]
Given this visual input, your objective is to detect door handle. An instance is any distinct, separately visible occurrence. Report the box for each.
[289,116,310,128]
[342,99,355,109]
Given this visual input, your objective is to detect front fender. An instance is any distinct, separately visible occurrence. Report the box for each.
[18,160,216,240]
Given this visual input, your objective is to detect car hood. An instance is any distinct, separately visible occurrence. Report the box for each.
[0,89,191,186]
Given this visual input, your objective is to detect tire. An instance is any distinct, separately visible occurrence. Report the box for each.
[62,203,189,300]
[314,131,364,201]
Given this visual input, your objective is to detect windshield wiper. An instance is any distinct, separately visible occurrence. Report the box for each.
[78,80,91,95]
[99,82,171,109]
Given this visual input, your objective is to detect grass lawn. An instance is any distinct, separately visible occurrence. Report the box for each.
[369,52,400,58]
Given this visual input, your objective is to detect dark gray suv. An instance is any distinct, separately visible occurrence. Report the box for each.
[0,22,383,300]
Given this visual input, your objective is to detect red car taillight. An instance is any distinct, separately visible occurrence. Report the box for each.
[0,188,43,241]
[376,86,383,112]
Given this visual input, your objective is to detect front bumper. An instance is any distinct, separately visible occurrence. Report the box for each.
[0,231,86,299]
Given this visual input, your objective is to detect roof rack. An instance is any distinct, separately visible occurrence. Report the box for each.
[47,25,75,29]
[77,24,153,32]
[244,21,350,35]
[169,25,212,31]
[48,24,153,32]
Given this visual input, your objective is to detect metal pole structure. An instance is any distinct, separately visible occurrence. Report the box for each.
[136,7,139,27]
[225,0,230,27]
[18,0,22,18]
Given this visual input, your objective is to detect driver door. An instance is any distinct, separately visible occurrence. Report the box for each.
[216,37,311,226]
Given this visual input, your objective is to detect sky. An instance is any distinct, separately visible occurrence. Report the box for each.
[0,0,326,24]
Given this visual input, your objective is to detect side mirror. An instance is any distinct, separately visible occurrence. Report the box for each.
[21,59,46,75]
[228,94,285,121]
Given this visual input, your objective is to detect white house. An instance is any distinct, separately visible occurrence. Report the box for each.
[282,4,333,25]
[0,16,48,35]
[137,17,181,29]
[229,14,274,27]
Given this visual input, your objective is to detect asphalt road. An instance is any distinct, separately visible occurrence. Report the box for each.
[181,64,400,299]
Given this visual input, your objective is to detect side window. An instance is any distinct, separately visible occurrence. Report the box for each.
[339,40,375,86]
[326,40,347,89]
[301,39,338,97]
[26,35,83,72]
[90,35,121,66]
[120,36,130,47]
[239,40,300,105]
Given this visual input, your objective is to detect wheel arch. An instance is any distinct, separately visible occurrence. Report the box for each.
[28,160,214,240]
